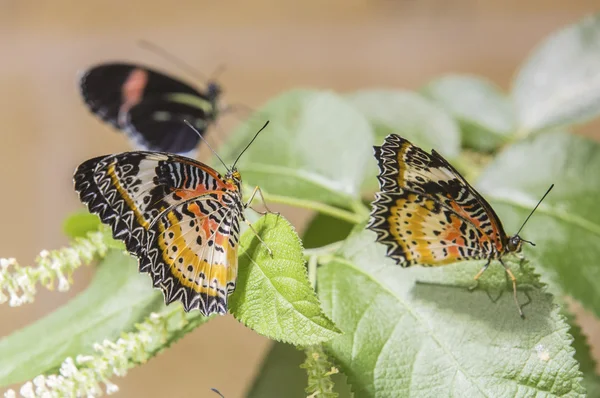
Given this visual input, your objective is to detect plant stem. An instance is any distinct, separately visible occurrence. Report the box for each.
[256,191,364,224]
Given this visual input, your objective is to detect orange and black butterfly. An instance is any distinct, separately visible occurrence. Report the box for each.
[367,134,553,317]
[74,122,272,316]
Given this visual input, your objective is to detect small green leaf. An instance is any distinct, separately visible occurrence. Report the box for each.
[0,251,165,386]
[219,90,374,208]
[513,13,600,134]
[318,230,584,397]
[230,214,340,345]
[422,75,515,152]
[247,342,353,398]
[62,210,101,239]
[477,130,600,319]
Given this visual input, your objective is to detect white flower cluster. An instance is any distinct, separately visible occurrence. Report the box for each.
[4,313,169,398]
[0,231,110,306]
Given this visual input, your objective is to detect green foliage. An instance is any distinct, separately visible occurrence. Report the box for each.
[62,211,101,239]
[230,214,340,344]
[319,230,583,397]
[512,14,600,134]
[218,90,374,208]
[477,131,600,319]
[422,75,514,152]
[3,11,600,398]
[0,251,165,386]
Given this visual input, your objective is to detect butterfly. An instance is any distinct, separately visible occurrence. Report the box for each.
[79,62,222,156]
[73,122,272,316]
[367,134,553,318]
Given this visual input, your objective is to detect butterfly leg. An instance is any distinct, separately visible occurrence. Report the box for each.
[469,258,492,291]
[244,218,274,258]
[246,186,280,217]
[499,258,525,319]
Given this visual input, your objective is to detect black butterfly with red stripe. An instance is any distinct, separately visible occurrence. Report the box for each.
[79,62,222,156]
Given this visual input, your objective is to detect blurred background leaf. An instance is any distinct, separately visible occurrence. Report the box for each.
[422,75,515,152]
[217,90,374,208]
[512,12,600,135]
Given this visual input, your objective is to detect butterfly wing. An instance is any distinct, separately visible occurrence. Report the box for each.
[124,96,214,155]
[79,63,219,155]
[368,134,507,265]
[74,151,242,315]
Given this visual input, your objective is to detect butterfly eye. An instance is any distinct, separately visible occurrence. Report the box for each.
[507,236,521,251]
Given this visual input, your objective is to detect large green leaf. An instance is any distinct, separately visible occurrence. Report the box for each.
[512,13,600,134]
[230,214,340,345]
[0,251,165,386]
[347,90,461,159]
[422,75,514,152]
[348,90,461,193]
[476,131,600,318]
[218,90,374,208]
[318,229,584,397]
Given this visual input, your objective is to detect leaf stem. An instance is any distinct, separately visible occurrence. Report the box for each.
[256,191,364,224]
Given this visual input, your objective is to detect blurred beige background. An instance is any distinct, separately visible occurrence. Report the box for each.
[1,1,600,397]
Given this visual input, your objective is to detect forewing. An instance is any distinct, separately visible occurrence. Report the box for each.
[368,134,506,265]
[79,62,204,128]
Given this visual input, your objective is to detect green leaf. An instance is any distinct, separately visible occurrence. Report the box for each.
[62,210,101,239]
[422,75,515,152]
[219,90,374,208]
[247,342,353,398]
[0,251,165,386]
[476,130,600,318]
[512,13,600,134]
[230,214,340,345]
[318,229,584,397]
[348,90,461,159]
[302,212,354,249]
[348,90,461,192]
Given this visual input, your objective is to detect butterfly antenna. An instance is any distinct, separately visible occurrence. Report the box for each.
[137,40,208,82]
[232,121,270,168]
[515,184,554,236]
[210,63,227,81]
[183,120,230,172]
[211,388,225,398]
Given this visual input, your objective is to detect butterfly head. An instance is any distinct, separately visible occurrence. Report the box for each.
[506,234,535,253]
[207,81,222,102]
[506,184,554,254]
[225,168,242,189]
